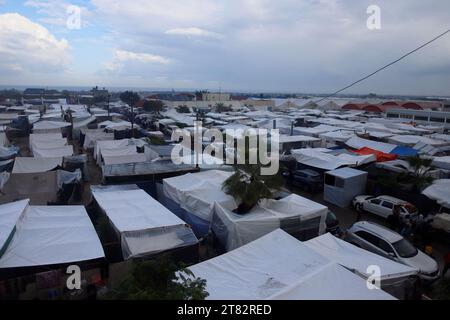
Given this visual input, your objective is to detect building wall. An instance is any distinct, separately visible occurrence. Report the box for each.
[202,93,231,102]
[386,108,450,128]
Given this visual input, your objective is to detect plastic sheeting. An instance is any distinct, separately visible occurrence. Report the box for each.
[432,156,450,170]
[305,233,418,280]
[163,170,236,222]
[33,145,74,158]
[351,147,398,162]
[292,148,375,170]
[13,157,63,174]
[0,204,105,268]
[346,136,397,154]
[212,194,328,251]
[91,185,198,259]
[188,229,395,300]
[33,121,71,134]
[422,180,450,209]
[82,129,114,149]
[0,200,29,257]
[388,135,447,147]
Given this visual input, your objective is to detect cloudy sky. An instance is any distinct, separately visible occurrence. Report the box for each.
[0,0,450,95]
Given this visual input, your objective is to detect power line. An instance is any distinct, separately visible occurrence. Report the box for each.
[315,28,450,104]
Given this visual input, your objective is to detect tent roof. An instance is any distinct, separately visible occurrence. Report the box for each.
[0,203,104,268]
[346,136,397,154]
[188,229,395,300]
[292,148,375,170]
[13,157,62,174]
[91,185,187,232]
[422,179,450,209]
[325,167,367,179]
[305,233,418,280]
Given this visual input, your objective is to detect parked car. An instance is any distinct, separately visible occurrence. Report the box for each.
[345,221,440,282]
[284,169,323,192]
[325,210,341,236]
[352,195,418,219]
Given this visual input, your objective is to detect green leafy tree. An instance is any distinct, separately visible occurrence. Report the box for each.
[222,141,284,214]
[143,100,165,115]
[402,156,435,191]
[120,91,140,107]
[104,256,208,300]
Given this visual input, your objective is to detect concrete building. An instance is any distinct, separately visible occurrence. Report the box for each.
[386,108,450,129]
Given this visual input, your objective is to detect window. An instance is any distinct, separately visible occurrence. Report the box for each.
[335,177,345,188]
[393,239,418,258]
[430,117,445,123]
[370,199,382,205]
[355,231,379,247]
[325,174,336,186]
[378,239,395,255]
[382,201,394,210]
[415,116,429,121]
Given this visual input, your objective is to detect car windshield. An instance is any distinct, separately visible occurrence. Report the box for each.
[392,239,418,258]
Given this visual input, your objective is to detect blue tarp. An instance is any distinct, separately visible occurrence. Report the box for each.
[390,146,418,157]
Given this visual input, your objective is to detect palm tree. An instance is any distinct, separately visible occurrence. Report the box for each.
[404,156,435,191]
[222,147,284,214]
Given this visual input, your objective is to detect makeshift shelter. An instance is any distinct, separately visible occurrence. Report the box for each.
[161,170,236,237]
[305,233,419,299]
[91,185,198,260]
[390,146,418,158]
[324,168,368,208]
[94,139,147,166]
[432,156,450,170]
[81,128,114,150]
[422,180,450,209]
[0,200,104,269]
[346,136,397,154]
[351,147,397,162]
[188,229,395,300]
[211,194,328,251]
[12,157,63,174]
[292,148,375,171]
[32,121,71,134]
[0,170,81,205]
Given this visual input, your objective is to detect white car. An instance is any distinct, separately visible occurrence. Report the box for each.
[345,221,440,282]
[352,195,418,219]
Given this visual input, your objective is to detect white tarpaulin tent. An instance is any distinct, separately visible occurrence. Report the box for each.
[422,179,450,209]
[33,145,74,158]
[12,157,62,174]
[0,199,29,257]
[94,139,147,166]
[432,156,450,170]
[319,130,356,143]
[33,121,71,134]
[304,233,419,299]
[346,136,397,153]
[292,148,375,171]
[0,201,104,268]
[29,133,74,158]
[212,194,328,251]
[188,229,395,300]
[162,170,236,237]
[388,135,447,147]
[83,129,114,149]
[163,170,236,222]
[91,185,198,260]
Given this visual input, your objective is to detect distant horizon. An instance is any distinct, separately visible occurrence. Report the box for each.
[1,84,449,100]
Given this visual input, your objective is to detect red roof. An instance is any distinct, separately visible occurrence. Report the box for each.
[363,104,405,113]
[351,147,397,162]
